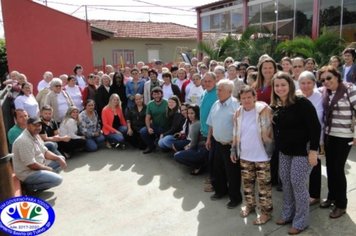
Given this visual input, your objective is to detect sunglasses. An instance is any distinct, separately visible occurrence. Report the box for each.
[320,75,333,83]
[226,61,232,63]
[293,65,303,68]
[54,85,62,87]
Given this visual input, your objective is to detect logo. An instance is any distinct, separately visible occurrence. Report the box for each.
[0,196,55,236]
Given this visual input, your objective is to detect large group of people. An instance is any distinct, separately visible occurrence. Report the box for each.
[4,47,356,235]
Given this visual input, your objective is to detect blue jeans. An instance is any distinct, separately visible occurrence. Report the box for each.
[139,126,165,149]
[158,135,176,150]
[44,141,61,156]
[23,157,64,191]
[105,126,128,144]
[172,139,190,151]
[173,144,208,169]
[86,134,105,152]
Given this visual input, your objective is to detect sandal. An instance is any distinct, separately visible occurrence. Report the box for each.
[240,206,255,217]
[253,214,271,225]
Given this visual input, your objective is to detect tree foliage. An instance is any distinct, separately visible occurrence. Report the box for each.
[0,39,8,78]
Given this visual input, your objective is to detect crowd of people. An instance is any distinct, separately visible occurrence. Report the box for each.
[4,47,356,235]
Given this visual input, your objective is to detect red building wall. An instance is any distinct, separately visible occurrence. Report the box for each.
[1,0,93,94]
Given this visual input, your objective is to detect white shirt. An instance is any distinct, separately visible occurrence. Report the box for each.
[65,85,83,111]
[162,84,173,100]
[75,75,86,90]
[57,92,69,122]
[186,85,204,105]
[240,108,269,162]
[37,80,50,92]
[14,94,39,118]
[175,79,186,91]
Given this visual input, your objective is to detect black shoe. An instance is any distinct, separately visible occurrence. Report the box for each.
[320,199,335,208]
[143,148,154,154]
[210,193,225,201]
[226,201,240,209]
[329,207,346,218]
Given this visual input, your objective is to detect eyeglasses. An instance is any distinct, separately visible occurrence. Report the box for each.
[54,85,62,87]
[320,75,333,83]
[293,65,303,68]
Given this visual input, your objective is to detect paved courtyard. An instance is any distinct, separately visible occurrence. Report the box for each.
[37,147,356,236]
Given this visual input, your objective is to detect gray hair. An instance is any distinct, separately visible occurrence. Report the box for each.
[217,79,234,93]
[43,71,53,79]
[298,71,316,83]
[50,78,62,88]
[214,65,225,74]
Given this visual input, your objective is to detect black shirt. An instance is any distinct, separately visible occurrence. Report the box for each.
[40,119,58,137]
[126,105,146,132]
[272,96,321,156]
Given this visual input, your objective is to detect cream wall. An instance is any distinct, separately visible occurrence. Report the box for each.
[92,38,197,67]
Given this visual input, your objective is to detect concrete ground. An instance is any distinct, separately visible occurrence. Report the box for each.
[38,146,356,236]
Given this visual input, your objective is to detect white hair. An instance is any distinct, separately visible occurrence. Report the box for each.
[217,79,234,92]
[298,71,316,83]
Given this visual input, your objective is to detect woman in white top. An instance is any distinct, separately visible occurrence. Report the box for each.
[230,86,274,225]
[65,75,83,111]
[186,73,204,105]
[14,82,39,118]
[298,71,324,206]
[73,64,86,90]
[58,106,86,158]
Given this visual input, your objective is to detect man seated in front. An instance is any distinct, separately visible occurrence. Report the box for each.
[12,117,67,193]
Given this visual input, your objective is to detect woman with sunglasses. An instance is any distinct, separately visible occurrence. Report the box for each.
[318,65,356,219]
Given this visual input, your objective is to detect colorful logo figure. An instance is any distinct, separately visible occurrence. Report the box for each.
[0,196,55,236]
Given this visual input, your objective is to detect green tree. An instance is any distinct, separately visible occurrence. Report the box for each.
[197,26,280,65]
[0,39,8,79]
[276,29,345,66]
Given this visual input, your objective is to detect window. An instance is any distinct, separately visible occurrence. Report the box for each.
[148,49,159,62]
[112,49,134,66]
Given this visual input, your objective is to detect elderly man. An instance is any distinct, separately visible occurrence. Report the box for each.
[206,79,242,209]
[12,117,67,192]
[37,71,53,92]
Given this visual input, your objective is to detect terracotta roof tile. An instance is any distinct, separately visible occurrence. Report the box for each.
[90,20,197,40]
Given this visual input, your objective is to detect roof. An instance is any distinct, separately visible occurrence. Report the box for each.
[195,0,233,11]
[90,20,197,40]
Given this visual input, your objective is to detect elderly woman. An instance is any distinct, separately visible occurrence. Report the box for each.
[298,71,324,206]
[101,93,128,148]
[58,106,86,158]
[44,78,74,124]
[14,82,39,118]
[319,65,356,219]
[231,86,274,225]
[271,72,320,234]
[65,75,83,111]
[79,99,105,152]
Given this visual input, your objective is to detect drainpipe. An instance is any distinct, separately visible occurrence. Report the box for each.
[197,9,203,61]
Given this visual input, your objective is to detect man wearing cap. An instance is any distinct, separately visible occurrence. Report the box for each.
[12,117,67,192]
[140,87,168,154]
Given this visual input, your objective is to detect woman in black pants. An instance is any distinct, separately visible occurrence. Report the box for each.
[319,65,356,218]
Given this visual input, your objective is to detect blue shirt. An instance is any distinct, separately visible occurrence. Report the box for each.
[126,79,145,109]
[200,87,218,137]
[206,96,240,143]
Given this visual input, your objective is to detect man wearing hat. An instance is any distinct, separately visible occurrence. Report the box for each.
[12,117,67,193]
